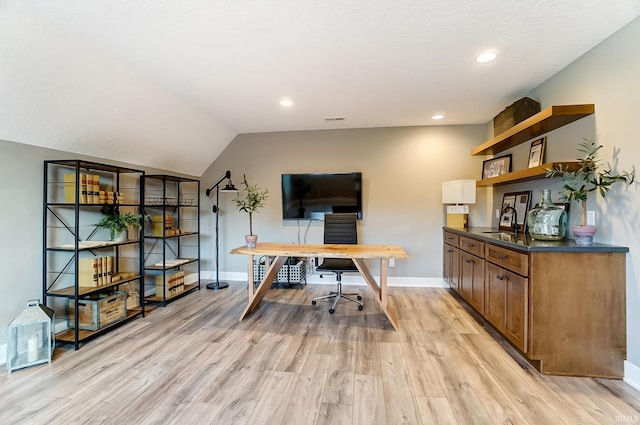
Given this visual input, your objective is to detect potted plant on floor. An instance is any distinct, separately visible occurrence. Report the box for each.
[546,138,635,245]
[234,174,269,247]
[94,205,143,242]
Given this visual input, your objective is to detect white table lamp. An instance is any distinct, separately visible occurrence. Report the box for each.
[442,179,476,228]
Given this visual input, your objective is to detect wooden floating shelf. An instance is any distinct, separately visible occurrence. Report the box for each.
[471,104,595,156]
[476,162,581,187]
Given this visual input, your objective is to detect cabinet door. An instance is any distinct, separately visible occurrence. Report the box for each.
[443,244,460,291]
[485,262,528,352]
[460,251,484,314]
[484,262,506,331]
[504,271,528,353]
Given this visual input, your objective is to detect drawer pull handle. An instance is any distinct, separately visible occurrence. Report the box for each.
[447,249,453,253]
[468,244,474,247]
[498,255,506,259]
[496,275,505,280]
[466,259,473,264]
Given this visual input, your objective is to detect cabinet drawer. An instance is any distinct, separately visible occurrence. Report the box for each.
[485,244,528,276]
[443,231,459,246]
[459,236,484,257]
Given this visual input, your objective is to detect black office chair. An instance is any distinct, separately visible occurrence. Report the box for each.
[311,213,364,314]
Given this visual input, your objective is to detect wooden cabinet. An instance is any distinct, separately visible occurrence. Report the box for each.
[443,235,460,291]
[442,228,627,378]
[444,232,485,313]
[485,262,528,352]
[471,104,594,187]
[459,250,484,314]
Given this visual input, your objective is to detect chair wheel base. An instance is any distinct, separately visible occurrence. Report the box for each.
[358,305,363,311]
[311,300,316,306]
[329,308,335,314]
[357,295,362,300]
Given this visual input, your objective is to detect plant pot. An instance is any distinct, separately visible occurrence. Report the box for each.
[112,230,128,242]
[572,225,596,246]
[245,234,258,248]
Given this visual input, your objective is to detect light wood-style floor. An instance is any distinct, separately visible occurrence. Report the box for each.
[2,282,640,424]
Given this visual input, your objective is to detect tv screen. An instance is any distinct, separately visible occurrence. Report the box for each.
[281,172,363,220]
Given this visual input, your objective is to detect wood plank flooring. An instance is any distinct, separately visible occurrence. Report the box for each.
[2,283,640,424]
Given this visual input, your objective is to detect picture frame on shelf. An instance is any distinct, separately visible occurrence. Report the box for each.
[482,154,512,179]
[499,190,532,232]
[527,137,547,168]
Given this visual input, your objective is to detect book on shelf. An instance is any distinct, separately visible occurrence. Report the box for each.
[63,174,77,203]
[80,173,88,203]
[78,255,114,287]
[111,271,136,282]
[153,258,188,267]
[92,174,100,204]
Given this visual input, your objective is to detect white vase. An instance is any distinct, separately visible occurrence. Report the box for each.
[113,230,128,242]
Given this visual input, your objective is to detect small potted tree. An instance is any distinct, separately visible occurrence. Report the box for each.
[94,205,142,242]
[234,175,269,247]
[547,139,635,245]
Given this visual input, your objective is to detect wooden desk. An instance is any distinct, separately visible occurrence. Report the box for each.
[230,242,409,330]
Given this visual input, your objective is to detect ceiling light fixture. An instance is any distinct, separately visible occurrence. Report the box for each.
[432,114,444,120]
[477,51,497,63]
[279,99,293,107]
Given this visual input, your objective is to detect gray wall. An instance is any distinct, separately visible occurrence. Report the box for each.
[200,125,489,281]
[526,18,640,374]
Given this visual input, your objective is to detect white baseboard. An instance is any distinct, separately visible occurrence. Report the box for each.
[207,270,447,288]
[624,360,640,391]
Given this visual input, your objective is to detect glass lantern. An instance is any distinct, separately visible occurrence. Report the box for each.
[6,300,55,374]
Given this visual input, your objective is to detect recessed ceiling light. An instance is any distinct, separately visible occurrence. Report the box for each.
[477,51,497,63]
[432,114,444,120]
[279,99,293,107]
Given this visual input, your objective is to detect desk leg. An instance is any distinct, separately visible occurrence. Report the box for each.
[240,255,287,321]
[247,255,254,299]
[353,258,399,331]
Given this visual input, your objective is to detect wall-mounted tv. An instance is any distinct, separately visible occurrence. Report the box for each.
[281,172,363,220]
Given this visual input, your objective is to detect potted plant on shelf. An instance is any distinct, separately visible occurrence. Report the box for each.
[546,138,635,245]
[234,174,269,247]
[94,205,143,242]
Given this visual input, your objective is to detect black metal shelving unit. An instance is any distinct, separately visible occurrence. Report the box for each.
[43,160,145,350]
[142,175,201,306]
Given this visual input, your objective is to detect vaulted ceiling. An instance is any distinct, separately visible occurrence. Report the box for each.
[2,1,639,175]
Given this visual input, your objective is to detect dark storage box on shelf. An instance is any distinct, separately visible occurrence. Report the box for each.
[493,97,541,135]
[67,291,127,331]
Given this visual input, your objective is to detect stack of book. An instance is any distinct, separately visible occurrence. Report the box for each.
[155,270,185,299]
[78,256,113,287]
[64,173,124,204]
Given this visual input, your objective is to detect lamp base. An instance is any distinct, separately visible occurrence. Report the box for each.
[206,281,229,290]
[446,213,468,228]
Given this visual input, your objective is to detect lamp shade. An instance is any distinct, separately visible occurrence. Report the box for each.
[441,179,476,204]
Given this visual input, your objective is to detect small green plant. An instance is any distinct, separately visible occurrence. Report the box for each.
[94,205,142,240]
[546,138,635,226]
[234,175,269,235]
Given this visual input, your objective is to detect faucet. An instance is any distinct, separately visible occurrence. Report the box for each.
[502,206,520,235]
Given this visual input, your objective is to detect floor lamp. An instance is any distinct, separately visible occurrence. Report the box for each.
[205,170,238,290]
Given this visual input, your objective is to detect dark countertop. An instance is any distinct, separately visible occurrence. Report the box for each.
[443,227,629,253]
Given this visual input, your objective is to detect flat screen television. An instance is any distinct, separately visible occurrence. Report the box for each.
[281,172,363,220]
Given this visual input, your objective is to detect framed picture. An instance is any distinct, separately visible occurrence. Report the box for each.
[527,137,547,168]
[482,154,512,179]
[499,191,532,232]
